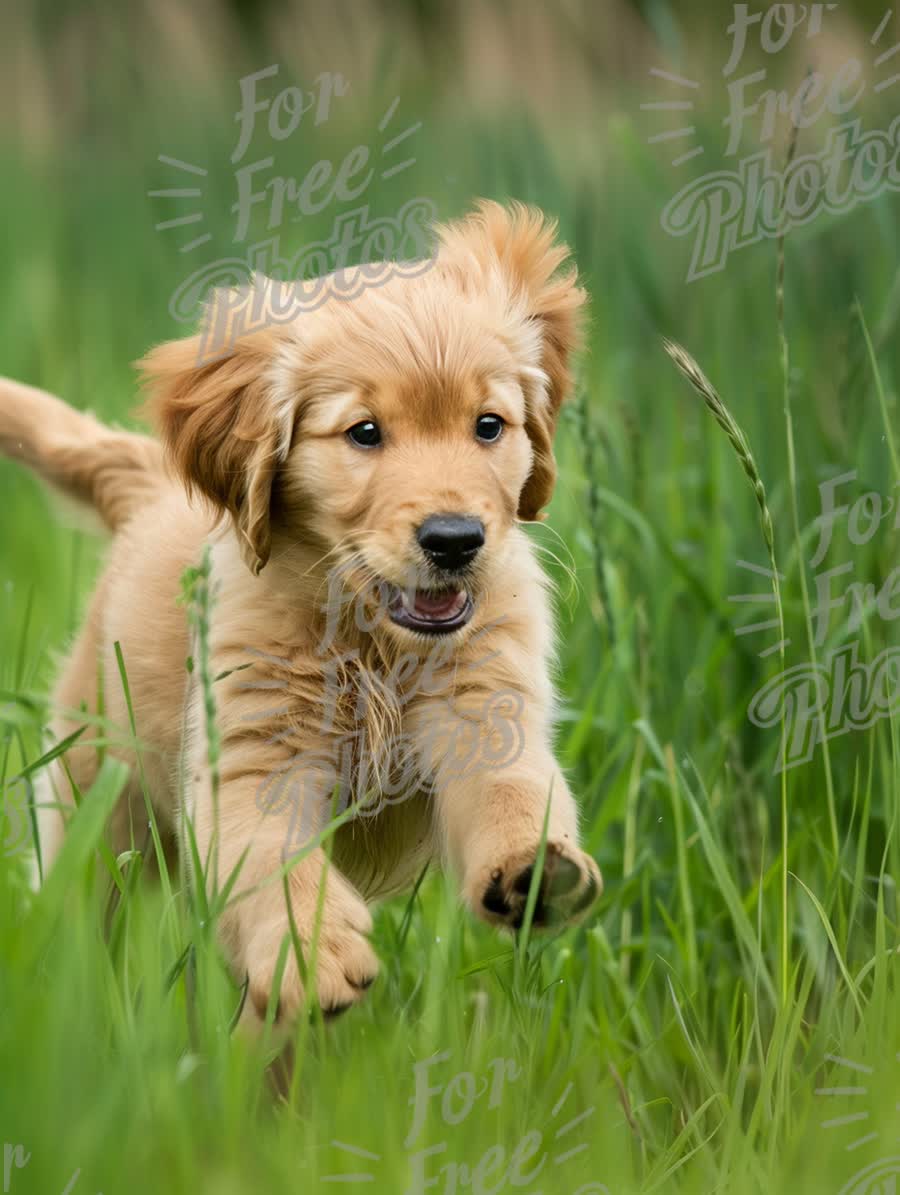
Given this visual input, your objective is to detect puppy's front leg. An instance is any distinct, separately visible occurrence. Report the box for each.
[410,695,602,931]
[188,753,378,1026]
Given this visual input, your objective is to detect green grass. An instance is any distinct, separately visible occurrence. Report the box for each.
[1,4,899,1193]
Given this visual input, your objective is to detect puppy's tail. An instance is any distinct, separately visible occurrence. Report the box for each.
[0,376,166,532]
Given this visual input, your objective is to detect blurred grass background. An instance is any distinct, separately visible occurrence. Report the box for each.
[0,2,898,1193]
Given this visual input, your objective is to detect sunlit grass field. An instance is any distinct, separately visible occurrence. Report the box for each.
[1,4,898,1193]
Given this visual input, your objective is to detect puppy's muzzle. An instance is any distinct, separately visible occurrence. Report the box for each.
[416,514,485,573]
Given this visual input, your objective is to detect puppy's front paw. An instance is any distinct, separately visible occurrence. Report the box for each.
[467,840,602,931]
[241,867,379,1027]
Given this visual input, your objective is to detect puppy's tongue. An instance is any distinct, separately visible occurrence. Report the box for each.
[403,588,467,622]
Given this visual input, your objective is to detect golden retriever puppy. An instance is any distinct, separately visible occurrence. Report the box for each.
[0,201,601,1024]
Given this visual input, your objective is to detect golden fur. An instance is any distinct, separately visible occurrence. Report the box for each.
[0,201,601,1025]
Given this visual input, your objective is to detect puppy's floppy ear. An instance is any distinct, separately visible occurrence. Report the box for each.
[441,200,587,521]
[138,288,292,575]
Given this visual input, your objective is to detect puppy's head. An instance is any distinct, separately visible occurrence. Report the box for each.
[141,201,585,641]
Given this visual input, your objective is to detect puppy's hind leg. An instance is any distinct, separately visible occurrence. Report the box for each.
[28,590,107,885]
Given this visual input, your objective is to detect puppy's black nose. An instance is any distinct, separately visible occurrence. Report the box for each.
[416,514,485,571]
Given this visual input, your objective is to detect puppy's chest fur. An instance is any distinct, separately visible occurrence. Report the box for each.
[218,635,457,897]
[216,629,465,803]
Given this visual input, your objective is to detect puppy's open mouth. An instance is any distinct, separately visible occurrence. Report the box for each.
[386,585,474,634]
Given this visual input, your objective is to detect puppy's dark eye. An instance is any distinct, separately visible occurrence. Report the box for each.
[346,420,382,448]
[475,414,504,443]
